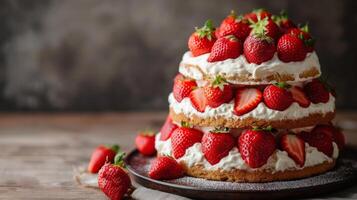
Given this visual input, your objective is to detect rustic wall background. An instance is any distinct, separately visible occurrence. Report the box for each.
[0,0,356,111]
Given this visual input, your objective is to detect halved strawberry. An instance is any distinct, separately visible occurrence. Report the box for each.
[189,87,207,112]
[233,88,263,116]
[160,115,178,141]
[280,134,305,166]
[290,86,311,108]
[173,75,197,102]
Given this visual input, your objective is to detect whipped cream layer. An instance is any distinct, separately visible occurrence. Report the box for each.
[179,51,321,85]
[169,93,335,121]
[155,133,339,173]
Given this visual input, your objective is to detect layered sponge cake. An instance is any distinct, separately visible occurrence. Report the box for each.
[155,9,345,182]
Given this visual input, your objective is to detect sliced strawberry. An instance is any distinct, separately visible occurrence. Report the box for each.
[290,86,311,108]
[233,88,263,116]
[173,75,197,102]
[160,115,178,141]
[189,87,207,112]
[171,127,204,159]
[300,125,334,157]
[280,134,305,166]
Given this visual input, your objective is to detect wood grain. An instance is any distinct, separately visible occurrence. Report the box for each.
[0,112,355,199]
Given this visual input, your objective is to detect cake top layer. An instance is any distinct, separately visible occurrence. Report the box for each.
[183,9,319,85]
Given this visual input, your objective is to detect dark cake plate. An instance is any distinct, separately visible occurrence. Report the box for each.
[125,148,357,200]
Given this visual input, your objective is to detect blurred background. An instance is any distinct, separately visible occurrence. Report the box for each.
[0,0,356,112]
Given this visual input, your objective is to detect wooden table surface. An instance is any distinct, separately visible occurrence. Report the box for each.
[0,112,356,200]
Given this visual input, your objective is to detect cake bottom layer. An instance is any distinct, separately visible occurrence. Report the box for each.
[182,161,336,183]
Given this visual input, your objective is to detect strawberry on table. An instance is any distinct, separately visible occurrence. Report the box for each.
[135,131,156,156]
[207,35,242,62]
[88,144,119,173]
[243,30,276,64]
[98,152,131,200]
[238,127,276,168]
[202,128,235,165]
[277,33,307,62]
[160,115,178,141]
[216,10,251,41]
[189,87,208,112]
[173,75,197,102]
[149,156,184,180]
[280,134,306,166]
[203,76,233,108]
[233,87,263,116]
[300,125,334,157]
[263,82,294,111]
[249,17,281,41]
[272,10,296,33]
[304,79,330,104]
[171,125,204,159]
[290,86,311,108]
[244,8,272,23]
[188,20,216,57]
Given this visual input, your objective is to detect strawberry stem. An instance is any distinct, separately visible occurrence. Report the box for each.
[114,152,126,167]
[213,127,230,133]
[212,75,228,90]
[110,144,120,153]
[195,19,215,40]
[181,121,191,128]
[273,82,291,89]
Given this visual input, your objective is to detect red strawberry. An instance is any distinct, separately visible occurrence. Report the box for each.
[88,145,119,173]
[290,86,311,108]
[332,127,345,150]
[149,156,184,180]
[250,17,281,41]
[160,115,178,141]
[216,10,251,41]
[272,10,296,33]
[189,87,207,112]
[202,129,235,165]
[173,75,197,102]
[207,35,242,62]
[304,79,330,104]
[188,20,216,57]
[277,33,307,62]
[171,127,204,159]
[98,153,131,200]
[203,76,233,108]
[300,125,334,157]
[233,88,263,116]
[238,128,276,168]
[135,131,156,156]
[263,83,294,111]
[287,25,315,52]
[243,34,276,64]
[244,8,272,23]
[280,134,305,166]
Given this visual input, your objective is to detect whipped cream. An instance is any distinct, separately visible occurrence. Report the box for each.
[155,133,339,173]
[169,93,335,121]
[179,51,321,85]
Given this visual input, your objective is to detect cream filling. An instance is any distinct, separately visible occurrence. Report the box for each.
[179,51,321,85]
[155,133,339,173]
[169,93,335,121]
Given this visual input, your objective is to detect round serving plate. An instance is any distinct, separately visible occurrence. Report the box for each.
[125,148,357,200]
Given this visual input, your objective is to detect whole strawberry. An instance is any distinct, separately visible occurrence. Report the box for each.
[135,131,156,156]
[202,129,235,165]
[244,8,272,23]
[203,76,233,108]
[263,82,294,111]
[189,87,208,112]
[171,126,204,159]
[300,125,334,157]
[173,75,197,102]
[250,17,281,41]
[88,144,119,173]
[332,126,345,150]
[188,20,216,57]
[304,79,330,103]
[149,156,184,180]
[207,35,242,62]
[243,34,276,64]
[277,33,307,62]
[160,115,178,141]
[288,24,315,52]
[272,10,296,33]
[98,153,131,200]
[238,128,276,168]
[216,10,251,41]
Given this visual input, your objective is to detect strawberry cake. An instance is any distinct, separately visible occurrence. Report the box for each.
[155,9,345,182]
